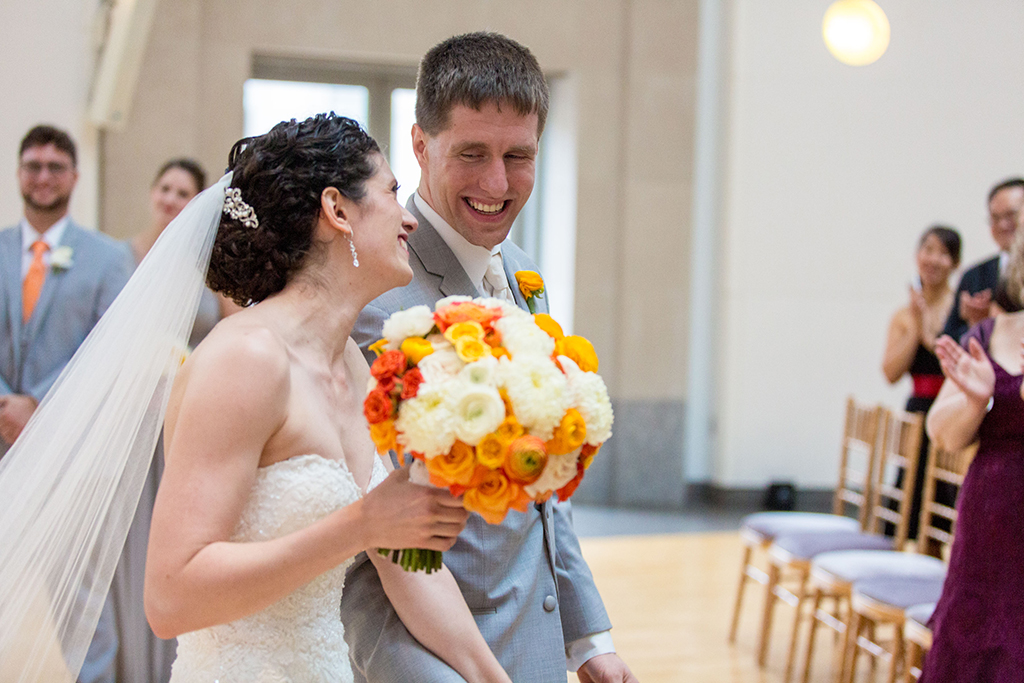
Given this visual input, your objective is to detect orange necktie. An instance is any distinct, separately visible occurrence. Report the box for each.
[22,240,48,322]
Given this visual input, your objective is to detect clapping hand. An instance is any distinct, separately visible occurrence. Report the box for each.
[0,394,37,444]
[960,289,993,328]
[934,335,994,407]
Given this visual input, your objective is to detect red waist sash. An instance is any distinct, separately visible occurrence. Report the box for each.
[912,374,944,399]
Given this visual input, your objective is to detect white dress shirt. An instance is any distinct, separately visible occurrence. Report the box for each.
[414,192,616,672]
[20,217,69,279]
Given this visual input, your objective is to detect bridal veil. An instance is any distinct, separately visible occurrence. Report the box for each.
[0,174,230,682]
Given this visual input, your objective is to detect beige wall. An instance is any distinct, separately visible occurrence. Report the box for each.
[0,0,101,230]
[716,0,1024,487]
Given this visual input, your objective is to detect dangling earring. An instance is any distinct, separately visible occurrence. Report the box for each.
[346,233,359,267]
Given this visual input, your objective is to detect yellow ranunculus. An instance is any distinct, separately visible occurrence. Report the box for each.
[369,419,399,455]
[545,409,587,455]
[368,338,389,357]
[455,336,490,363]
[533,313,564,340]
[400,336,434,365]
[425,441,477,487]
[495,415,524,445]
[444,321,485,344]
[475,433,508,469]
[555,335,599,372]
[514,271,545,298]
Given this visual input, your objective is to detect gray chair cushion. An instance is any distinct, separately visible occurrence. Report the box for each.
[773,531,894,560]
[812,550,946,583]
[905,602,936,626]
[742,512,860,540]
[853,575,945,610]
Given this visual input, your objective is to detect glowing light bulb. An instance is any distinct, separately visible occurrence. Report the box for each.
[822,0,890,66]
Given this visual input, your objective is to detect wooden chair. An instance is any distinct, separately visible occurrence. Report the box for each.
[729,397,882,647]
[841,444,974,683]
[797,441,964,683]
[901,603,934,683]
[757,408,924,679]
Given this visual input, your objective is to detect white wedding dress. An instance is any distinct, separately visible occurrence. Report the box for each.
[168,454,387,683]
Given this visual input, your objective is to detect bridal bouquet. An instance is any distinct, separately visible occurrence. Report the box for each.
[364,296,613,571]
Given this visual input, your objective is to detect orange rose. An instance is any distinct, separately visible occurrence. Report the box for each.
[463,469,523,525]
[475,433,508,469]
[363,387,394,424]
[484,328,503,348]
[371,349,407,381]
[533,313,564,340]
[434,302,502,332]
[503,435,547,485]
[399,367,424,399]
[555,335,599,372]
[545,409,587,455]
[425,441,477,488]
[400,337,434,365]
[369,420,398,455]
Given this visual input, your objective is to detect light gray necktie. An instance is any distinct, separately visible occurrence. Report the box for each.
[483,250,514,303]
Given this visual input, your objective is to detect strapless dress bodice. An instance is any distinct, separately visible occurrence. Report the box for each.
[169,454,386,683]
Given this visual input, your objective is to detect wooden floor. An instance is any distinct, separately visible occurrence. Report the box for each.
[573,532,876,683]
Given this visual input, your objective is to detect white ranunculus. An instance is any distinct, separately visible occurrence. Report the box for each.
[460,355,498,386]
[395,386,456,457]
[495,315,555,358]
[560,356,613,445]
[435,295,474,309]
[417,339,462,385]
[496,354,570,440]
[450,383,506,445]
[525,450,581,498]
[382,306,436,350]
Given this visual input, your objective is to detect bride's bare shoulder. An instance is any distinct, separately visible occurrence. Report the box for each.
[183,310,290,390]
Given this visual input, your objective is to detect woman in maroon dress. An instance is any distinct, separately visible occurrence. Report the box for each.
[923,227,1024,681]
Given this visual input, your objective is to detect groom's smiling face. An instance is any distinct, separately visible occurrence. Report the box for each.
[413,102,539,250]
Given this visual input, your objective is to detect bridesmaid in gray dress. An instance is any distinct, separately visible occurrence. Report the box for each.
[113,159,237,683]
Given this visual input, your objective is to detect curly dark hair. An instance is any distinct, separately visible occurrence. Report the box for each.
[207,113,380,305]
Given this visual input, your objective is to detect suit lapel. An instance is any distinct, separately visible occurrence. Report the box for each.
[1,228,24,377]
[501,249,531,311]
[25,223,79,340]
[406,199,483,299]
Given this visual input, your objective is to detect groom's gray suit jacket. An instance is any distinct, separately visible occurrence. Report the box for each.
[341,201,611,682]
[0,220,132,683]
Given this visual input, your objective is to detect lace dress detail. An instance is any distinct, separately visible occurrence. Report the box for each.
[169,454,388,683]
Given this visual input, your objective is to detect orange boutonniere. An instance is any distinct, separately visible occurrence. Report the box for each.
[514,271,545,313]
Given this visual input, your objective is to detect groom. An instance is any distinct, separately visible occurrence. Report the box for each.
[344,33,636,682]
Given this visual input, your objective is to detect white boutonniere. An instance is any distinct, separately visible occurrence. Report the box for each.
[50,245,74,271]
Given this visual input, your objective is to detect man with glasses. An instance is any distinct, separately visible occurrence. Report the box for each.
[942,178,1024,341]
[0,124,132,683]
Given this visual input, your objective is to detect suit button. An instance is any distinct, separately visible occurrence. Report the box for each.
[543,595,557,612]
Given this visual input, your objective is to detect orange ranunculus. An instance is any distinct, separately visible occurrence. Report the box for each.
[368,338,389,357]
[556,458,586,501]
[581,443,601,469]
[369,419,398,455]
[495,415,524,444]
[484,328,503,348]
[514,270,544,298]
[491,345,510,360]
[533,313,564,340]
[363,387,394,424]
[555,335,599,372]
[400,337,434,365]
[443,321,485,344]
[475,433,508,469]
[545,409,587,455]
[463,469,522,524]
[426,441,477,488]
[400,367,424,399]
[503,435,547,485]
[455,336,490,363]
[434,302,502,332]
[371,349,407,381]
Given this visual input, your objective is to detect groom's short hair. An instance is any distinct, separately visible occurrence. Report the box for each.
[415,32,549,137]
[20,125,77,167]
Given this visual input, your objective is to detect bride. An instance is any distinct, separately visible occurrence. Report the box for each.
[0,114,510,683]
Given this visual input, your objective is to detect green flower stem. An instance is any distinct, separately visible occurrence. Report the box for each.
[526,297,536,314]
[377,547,443,573]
